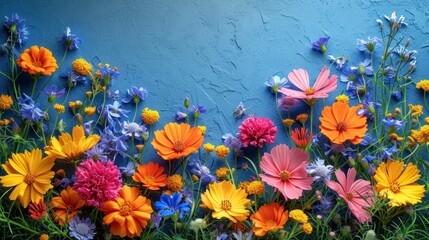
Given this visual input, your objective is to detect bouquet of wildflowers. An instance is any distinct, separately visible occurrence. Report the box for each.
[0,11,428,240]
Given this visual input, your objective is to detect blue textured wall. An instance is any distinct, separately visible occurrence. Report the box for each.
[0,0,428,162]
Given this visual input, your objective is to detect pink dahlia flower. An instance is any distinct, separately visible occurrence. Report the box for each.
[260,144,313,200]
[326,168,374,223]
[73,159,122,207]
[239,116,277,148]
[279,67,337,102]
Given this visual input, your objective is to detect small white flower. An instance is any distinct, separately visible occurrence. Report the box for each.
[190,218,207,232]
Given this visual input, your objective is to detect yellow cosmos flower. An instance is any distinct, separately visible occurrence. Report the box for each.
[374,160,425,206]
[0,148,55,208]
[200,181,250,223]
[44,125,100,163]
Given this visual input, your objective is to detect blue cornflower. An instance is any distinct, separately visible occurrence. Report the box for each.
[311,36,330,53]
[118,161,136,177]
[381,143,398,159]
[222,133,243,155]
[154,193,191,220]
[391,89,402,101]
[384,11,407,27]
[43,86,66,103]
[324,143,354,157]
[188,158,216,185]
[233,102,246,119]
[150,213,162,229]
[107,89,120,100]
[351,59,373,76]
[382,116,405,132]
[327,55,347,70]
[191,105,207,119]
[362,155,377,163]
[121,121,146,138]
[345,78,369,99]
[82,120,93,135]
[176,111,188,121]
[393,45,417,62]
[360,134,376,146]
[356,37,382,53]
[60,71,87,87]
[4,13,29,47]
[102,101,130,127]
[60,177,73,189]
[97,64,120,86]
[313,195,334,217]
[61,27,82,51]
[122,86,147,104]
[98,127,128,160]
[216,233,228,240]
[340,66,361,83]
[265,75,288,93]
[85,144,107,162]
[306,159,334,182]
[382,66,395,79]
[356,96,381,121]
[68,217,96,240]
[17,93,45,122]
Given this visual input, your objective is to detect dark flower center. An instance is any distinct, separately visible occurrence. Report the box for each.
[390,182,400,193]
[220,200,232,211]
[120,202,132,216]
[24,173,35,185]
[336,122,347,132]
[345,192,353,201]
[174,141,184,152]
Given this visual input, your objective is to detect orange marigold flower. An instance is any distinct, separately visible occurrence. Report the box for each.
[49,186,85,226]
[250,202,288,237]
[215,145,230,158]
[246,181,265,195]
[39,234,49,240]
[132,162,167,190]
[0,94,13,110]
[291,127,313,148]
[100,185,153,238]
[16,46,58,75]
[411,125,429,144]
[84,106,96,117]
[215,167,230,179]
[282,118,295,127]
[295,113,309,124]
[152,122,204,160]
[53,103,65,113]
[28,200,47,220]
[166,174,183,192]
[319,102,367,144]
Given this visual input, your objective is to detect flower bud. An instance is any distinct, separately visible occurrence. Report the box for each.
[75,113,83,125]
[184,97,190,108]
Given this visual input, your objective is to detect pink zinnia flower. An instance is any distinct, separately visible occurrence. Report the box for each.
[326,168,374,223]
[279,67,337,103]
[239,116,277,148]
[73,159,122,207]
[259,144,313,200]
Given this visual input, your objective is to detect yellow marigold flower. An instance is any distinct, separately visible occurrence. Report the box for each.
[200,181,250,223]
[302,222,313,235]
[335,94,349,104]
[282,118,295,127]
[166,174,183,192]
[40,234,49,240]
[198,125,207,134]
[53,104,65,113]
[216,167,230,179]
[425,117,429,124]
[141,108,160,125]
[416,79,429,92]
[72,58,92,76]
[295,113,309,124]
[84,106,96,117]
[0,94,13,110]
[215,145,230,158]
[289,209,309,223]
[374,160,425,206]
[411,125,429,144]
[68,101,76,109]
[203,143,215,153]
[0,119,10,126]
[408,104,423,117]
[246,181,265,195]
[238,181,250,190]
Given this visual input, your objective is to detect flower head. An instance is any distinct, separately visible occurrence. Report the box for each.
[278,96,300,111]
[200,181,250,223]
[72,58,92,76]
[326,168,374,223]
[16,46,58,75]
[154,193,191,220]
[166,174,183,192]
[222,133,243,154]
[60,71,87,87]
[68,217,96,240]
[416,80,429,92]
[132,162,167,190]
[384,11,407,28]
[250,202,288,237]
[18,93,45,122]
[319,102,367,144]
[260,144,313,200]
[152,122,204,160]
[100,185,153,238]
[382,116,405,132]
[43,86,66,103]
[122,121,146,138]
[239,116,277,148]
[73,159,122,207]
[311,37,330,53]
[187,158,216,185]
[265,75,288,93]
[215,145,230,158]
[191,105,207,119]
[28,200,47,220]
[291,127,313,148]
[289,209,308,223]
[0,94,13,110]
[374,160,425,206]
[328,55,347,70]
[233,102,246,119]
[141,107,160,125]
[0,148,54,208]
[122,86,148,104]
[4,13,29,47]
[306,159,334,182]
[61,27,82,51]
[49,186,85,226]
[356,37,382,53]
[411,125,429,144]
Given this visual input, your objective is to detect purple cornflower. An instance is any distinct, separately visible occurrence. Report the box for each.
[121,121,146,138]
[68,217,96,240]
[17,93,45,122]
[311,36,330,53]
[357,96,381,121]
[360,134,376,146]
[382,116,405,132]
[188,158,216,185]
[356,37,382,53]
[345,79,369,99]
[351,59,373,76]
[107,89,120,100]
[61,27,82,51]
[191,105,207,119]
[278,96,299,111]
[43,86,66,103]
[222,133,243,155]
[118,162,136,177]
[82,120,93,135]
[306,159,334,182]
[85,145,107,162]
[150,213,162,229]
[327,55,347,70]
[265,75,288,93]
[60,71,86,87]
[233,102,246,119]
[176,111,188,121]
[122,86,147,104]
[4,13,29,47]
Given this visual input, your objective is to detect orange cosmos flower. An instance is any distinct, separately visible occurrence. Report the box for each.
[152,122,204,160]
[100,185,153,238]
[28,200,47,220]
[319,102,367,144]
[250,202,289,237]
[132,162,167,190]
[49,186,85,226]
[16,45,58,75]
[290,127,313,148]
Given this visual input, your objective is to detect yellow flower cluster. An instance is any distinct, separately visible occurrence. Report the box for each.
[408,104,423,118]
[411,125,429,144]
[215,167,230,179]
[166,174,183,192]
[203,143,215,153]
[416,79,429,92]
[72,58,92,76]
[245,181,265,195]
[0,94,13,110]
[289,209,312,235]
[215,145,230,158]
[141,107,160,125]
[53,104,65,113]
[335,94,349,104]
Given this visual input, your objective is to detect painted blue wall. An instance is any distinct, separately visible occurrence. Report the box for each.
[0,0,428,164]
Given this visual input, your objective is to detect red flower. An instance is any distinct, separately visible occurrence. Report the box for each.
[239,116,277,148]
[290,128,313,148]
[28,200,47,220]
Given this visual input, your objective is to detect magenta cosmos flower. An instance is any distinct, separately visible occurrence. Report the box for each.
[73,159,122,207]
[260,144,313,200]
[238,116,277,148]
[326,168,374,223]
[279,67,337,104]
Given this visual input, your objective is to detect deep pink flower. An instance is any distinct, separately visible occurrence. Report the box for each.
[326,168,374,223]
[259,144,313,200]
[279,67,337,102]
[238,116,277,148]
[73,159,122,207]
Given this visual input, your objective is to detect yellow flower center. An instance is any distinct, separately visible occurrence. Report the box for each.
[305,88,315,95]
[120,202,132,216]
[280,170,290,181]
[24,173,35,185]
[265,220,277,229]
[345,192,354,201]
[174,141,185,152]
[144,176,155,184]
[390,182,400,193]
[336,122,347,132]
[220,200,232,211]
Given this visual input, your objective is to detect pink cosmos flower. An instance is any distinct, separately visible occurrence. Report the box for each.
[239,116,277,148]
[73,159,122,207]
[326,168,374,223]
[279,67,337,102]
[259,144,313,200]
